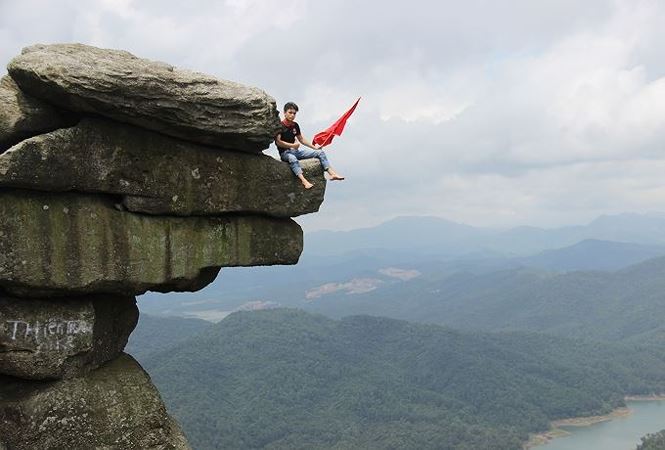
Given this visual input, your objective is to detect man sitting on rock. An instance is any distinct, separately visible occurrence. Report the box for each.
[275,102,345,189]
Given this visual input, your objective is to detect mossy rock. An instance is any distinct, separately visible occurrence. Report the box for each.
[0,118,325,217]
[8,43,280,152]
[0,294,137,380]
[0,354,191,449]
[0,75,76,151]
[0,189,302,297]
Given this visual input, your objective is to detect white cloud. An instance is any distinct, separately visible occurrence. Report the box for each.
[3,0,665,232]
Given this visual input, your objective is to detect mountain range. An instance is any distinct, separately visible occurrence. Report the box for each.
[132,309,665,450]
[305,213,665,256]
[138,213,665,323]
[129,212,665,449]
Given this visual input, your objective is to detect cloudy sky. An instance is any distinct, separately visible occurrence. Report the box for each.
[3,0,665,232]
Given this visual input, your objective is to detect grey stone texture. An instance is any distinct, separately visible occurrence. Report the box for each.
[0,354,191,450]
[0,189,303,297]
[0,294,138,380]
[7,43,281,152]
[0,42,325,450]
[0,118,325,217]
[0,75,77,150]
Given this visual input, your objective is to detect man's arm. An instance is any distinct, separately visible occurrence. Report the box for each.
[296,134,321,150]
[275,133,300,150]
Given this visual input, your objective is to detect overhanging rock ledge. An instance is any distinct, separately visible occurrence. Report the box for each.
[0,43,326,450]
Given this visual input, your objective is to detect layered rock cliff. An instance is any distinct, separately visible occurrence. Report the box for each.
[0,43,326,449]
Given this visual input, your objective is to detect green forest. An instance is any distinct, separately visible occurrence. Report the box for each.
[307,256,665,345]
[133,309,665,450]
[637,429,665,450]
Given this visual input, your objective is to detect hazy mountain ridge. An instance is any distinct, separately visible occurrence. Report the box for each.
[139,214,665,321]
[306,213,665,256]
[307,255,665,344]
[517,239,665,272]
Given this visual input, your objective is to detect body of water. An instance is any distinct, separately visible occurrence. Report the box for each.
[539,400,665,450]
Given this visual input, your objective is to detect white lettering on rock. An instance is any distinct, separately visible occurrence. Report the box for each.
[3,318,92,351]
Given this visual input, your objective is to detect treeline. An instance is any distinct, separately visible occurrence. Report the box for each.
[307,256,665,346]
[637,429,665,450]
[135,309,665,450]
[125,313,210,361]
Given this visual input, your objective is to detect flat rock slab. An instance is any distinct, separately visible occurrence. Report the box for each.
[0,294,137,380]
[0,76,76,151]
[0,353,191,450]
[0,118,325,217]
[0,189,302,297]
[8,43,280,152]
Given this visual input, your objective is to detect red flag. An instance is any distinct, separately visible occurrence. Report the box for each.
[312,97,360,148]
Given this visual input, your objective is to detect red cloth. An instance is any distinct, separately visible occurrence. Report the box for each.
[312,98,360,148]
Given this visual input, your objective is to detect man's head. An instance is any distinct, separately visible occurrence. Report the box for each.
[283,102,299,122]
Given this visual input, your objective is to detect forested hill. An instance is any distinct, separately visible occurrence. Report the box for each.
[307,256,665,344]
[137,309,665,450]
[125,314,210,361]
[637,429,665,449]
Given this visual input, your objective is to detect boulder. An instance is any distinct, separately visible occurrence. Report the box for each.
[0,76,77,151]
[0,118,325,217]
[0,189,302,297]
[0,354,191,450]
[7,43,280,152]
[0,294,137,380]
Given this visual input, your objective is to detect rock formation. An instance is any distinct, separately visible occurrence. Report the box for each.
[0,43,326,449]
[0,75,77,150]
[8,44,280,152]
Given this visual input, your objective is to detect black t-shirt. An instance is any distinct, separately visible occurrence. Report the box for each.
[276,120,301,153]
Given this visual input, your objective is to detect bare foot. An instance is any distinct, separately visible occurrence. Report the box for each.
[302,180,315,189]
[328,172,345,181]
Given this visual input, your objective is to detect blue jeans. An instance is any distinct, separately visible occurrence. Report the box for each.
[280,148,330,177]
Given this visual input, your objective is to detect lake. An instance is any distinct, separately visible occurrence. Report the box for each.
[539,400,665,450]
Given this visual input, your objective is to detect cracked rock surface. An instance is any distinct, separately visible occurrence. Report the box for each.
[8,43,281,152]
[0,118,325,217]
[0,354,191,450]
[0,41,325,449]
[0,294,138,380]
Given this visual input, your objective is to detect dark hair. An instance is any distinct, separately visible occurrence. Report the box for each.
[284,102,299,112]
